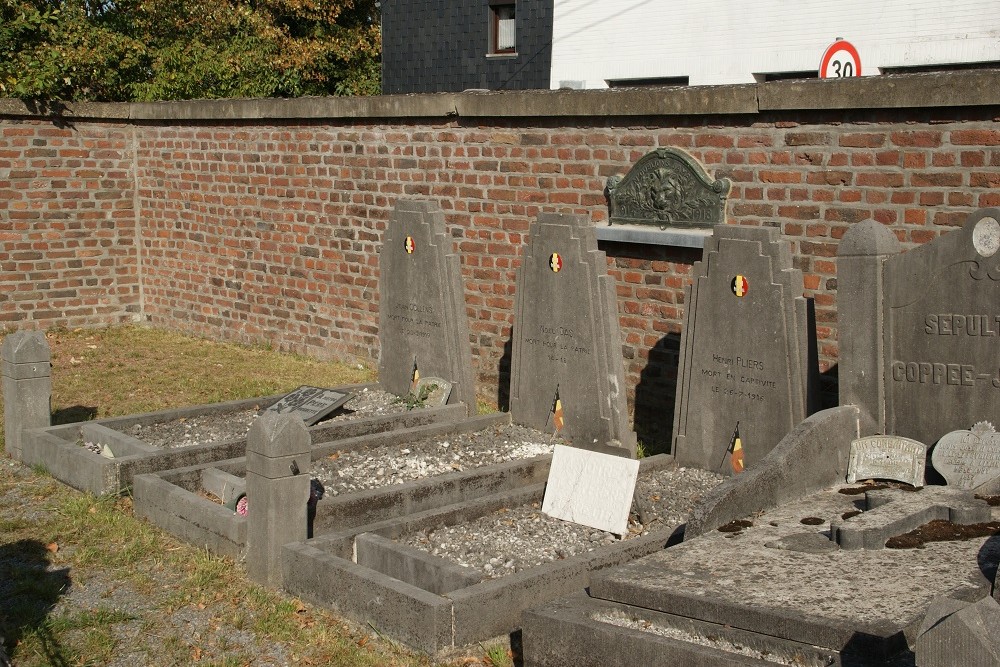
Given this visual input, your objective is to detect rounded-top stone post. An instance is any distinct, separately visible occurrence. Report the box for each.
[1,331,52,461]
[837,220,902,431]
[245,411,311,587]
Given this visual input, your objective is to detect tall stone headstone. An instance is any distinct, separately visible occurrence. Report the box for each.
[672,225,816,474]
[510,213,636,456]
[378,200,476,412]
[1,331,52,461]
[245,412,310,587]
[839,208,1000,445]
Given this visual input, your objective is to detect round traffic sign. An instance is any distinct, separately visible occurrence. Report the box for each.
[819,40,861,78]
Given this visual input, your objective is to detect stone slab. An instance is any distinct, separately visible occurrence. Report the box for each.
[848,435,927,487]
[265,385,351,426]
[591,483,999,657]
[931,422,1000,489]
[522,592,842,667]
[673,224,815,473]
[914,596,1000,667]
[541,444,639,535]
[378,199,476,411]
[510,212,635,455]
[832,486,990,550]
[355,532,482,595]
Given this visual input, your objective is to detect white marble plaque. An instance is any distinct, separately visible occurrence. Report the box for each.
[847,435,926,487]
[932,422,1000,489]
[541,444,640,535]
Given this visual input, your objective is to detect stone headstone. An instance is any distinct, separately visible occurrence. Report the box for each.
[245,412,311,587]
[509,212,636,456]
[266,385,352,426]
[672,225,816,474]
[847,435,926,487]
[541,444,640,535]
[931,422,1000,490]
[1,331,52,461]
[840,209,1000,445]
[378,200,476,412]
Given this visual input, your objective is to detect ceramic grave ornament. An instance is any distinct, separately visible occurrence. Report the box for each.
[672,225,817,474]
[931,422,1000,490]
[839,208,1000,444]
[378,200,475,412]
[510,212,636,456]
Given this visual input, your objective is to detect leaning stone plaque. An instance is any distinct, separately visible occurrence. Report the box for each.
[510,212,636,456]
[378,200,476,412]
[606,148,730,230]
[542,444,640,535]
[931,422,1000,490]
[842,209,1000,444]
[672,225,817,474]
[847,435,926,487]
[266,385,352,426]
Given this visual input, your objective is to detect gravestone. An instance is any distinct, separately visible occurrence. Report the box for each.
[1,331,52,461]
[839,209,1000,445]
[541,445,640,535]
[510,212,636,456]
[378,200,476,412]
[931,422,1000,490]
[266,385,351,425]
[672,225,816,474]
[245,412,310,587]
[847,435,926,487]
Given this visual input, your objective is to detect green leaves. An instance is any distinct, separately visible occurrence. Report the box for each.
[0,0,381,101]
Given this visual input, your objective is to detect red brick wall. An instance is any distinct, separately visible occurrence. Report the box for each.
[0,120,140,328]
[3,95,1000,448]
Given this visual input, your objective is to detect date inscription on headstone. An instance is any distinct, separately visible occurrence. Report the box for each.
[266,386,352,426]
[931,422,1000,490]
[847,435,927,487]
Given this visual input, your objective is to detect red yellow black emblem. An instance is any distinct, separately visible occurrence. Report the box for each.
[731,275,749,297]
[404,236,416,254]
[549,252,563,273]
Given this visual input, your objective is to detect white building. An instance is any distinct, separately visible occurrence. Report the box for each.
[550,0,1000,88]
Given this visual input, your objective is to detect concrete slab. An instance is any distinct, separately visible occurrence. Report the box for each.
[21,386,465,495]
[282,455,684,654]
[589,484,1000,659]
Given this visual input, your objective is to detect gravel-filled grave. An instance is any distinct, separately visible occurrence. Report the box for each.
[79,387,412,452]
[311,422,558,497]
[400,464,725,579]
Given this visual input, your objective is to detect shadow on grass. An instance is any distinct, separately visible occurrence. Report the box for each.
[0,539,72,666]
[51,406,98,426]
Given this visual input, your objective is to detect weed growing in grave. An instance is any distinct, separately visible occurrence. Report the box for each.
[635,440,648,459]
[398,383,437,410]
[480,641,514,667]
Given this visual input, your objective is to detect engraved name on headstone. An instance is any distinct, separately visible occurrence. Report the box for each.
[840,209,1000,444]
[266,385,351,426]
[847,435,927,487]
[510,212,636,456]
[672,225,817,474]
[931,422,1000,490]
[378,200,476,412]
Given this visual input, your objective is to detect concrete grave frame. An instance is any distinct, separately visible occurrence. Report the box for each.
[280,454,681,655]
[19,385,466,496]
[133,413,553,559]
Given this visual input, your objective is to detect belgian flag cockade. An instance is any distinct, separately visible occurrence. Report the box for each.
[728,422,745,474]
[552,386,565,435]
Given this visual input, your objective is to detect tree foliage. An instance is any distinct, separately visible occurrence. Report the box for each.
[0,0,381,101]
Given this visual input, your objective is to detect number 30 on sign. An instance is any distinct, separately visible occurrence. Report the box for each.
[819,39,861,78]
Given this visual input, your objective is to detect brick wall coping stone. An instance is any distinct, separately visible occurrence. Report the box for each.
[1,69,998,122]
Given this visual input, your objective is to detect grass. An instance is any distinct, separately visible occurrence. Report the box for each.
[0,325,488,667]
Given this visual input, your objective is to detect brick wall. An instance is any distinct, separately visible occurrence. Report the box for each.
[3,74,1000,448]
[0,119,140,329]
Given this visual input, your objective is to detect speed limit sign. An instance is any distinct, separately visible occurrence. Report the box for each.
[819,39,861,78]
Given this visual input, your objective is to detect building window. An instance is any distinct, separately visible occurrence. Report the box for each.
[491,3,516,54]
